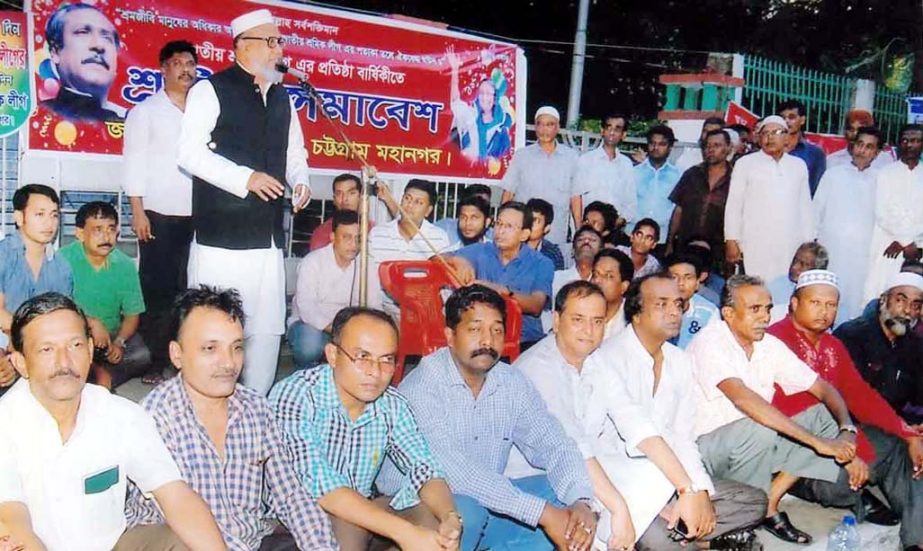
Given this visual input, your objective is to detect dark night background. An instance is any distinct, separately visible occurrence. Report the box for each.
[301,0,923,124]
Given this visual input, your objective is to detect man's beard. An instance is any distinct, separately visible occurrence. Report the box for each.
[459,227,488,246]
[880,303,911,337]
[256,62,284,84]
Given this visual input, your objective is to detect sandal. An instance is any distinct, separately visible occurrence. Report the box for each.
[709,528,760,550]
[761,512,812,545]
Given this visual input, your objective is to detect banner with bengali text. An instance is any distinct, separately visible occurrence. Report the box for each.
[24,0,525,180]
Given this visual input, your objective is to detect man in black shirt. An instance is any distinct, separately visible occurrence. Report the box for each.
[835,272,923,427]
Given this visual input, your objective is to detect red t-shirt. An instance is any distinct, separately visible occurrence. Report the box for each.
[769,316,917,462]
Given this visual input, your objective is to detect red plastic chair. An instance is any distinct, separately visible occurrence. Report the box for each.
[378,260,523,384]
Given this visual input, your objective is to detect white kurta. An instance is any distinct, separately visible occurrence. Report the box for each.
[724,151,814,282]
[583,327,715,544]
[813,162,878,325]
[863,160,923,301]
[177,71,310,337]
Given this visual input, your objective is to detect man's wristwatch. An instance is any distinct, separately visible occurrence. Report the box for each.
[113,336,127,347]
[677,484,703,496]
[839,424,858,435]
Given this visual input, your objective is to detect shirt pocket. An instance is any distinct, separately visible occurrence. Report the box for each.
[78,466,126,537]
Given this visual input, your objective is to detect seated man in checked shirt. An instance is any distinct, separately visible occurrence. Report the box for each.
[125,286,337,550]
[270,306,461,551]
[378,284,598,551]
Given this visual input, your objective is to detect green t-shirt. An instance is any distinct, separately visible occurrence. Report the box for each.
[60,242,145,334]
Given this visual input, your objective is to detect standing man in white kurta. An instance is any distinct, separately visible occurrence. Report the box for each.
[863,124,923,302]
[724,115,814,282]
[177,9,311,395]
[584,273,767,550]
[813,126,882,326]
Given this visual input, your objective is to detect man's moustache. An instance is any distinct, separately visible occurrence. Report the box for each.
[81,56,110,70]
[51,369,80,379]
[470,348,499,360]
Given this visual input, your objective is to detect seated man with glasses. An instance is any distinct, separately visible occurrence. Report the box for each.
[60,201,150,390]
[269,307,461,551]
[616,218,663,280]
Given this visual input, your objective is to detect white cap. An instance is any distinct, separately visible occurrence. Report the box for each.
[796,269,839,291]
[886,271,923,293]
[756,115,788,132]
[231,9,274,37]
[534,106,560,122]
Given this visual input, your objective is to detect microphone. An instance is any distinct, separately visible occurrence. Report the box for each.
[275,62,309,82]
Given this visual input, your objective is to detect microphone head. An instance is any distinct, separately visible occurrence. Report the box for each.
[274,62,289,74]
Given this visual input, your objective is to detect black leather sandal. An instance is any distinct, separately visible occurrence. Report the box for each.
[708,528,760,550]
[760,512,812,545]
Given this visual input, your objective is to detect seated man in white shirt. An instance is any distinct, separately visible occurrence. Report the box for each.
[591,248,634,339]
[0,292,225,551]
[552,226,603,299]
[688,275,858,545]
[584,273,767,550]
[288,210,381,368]
[368,179,451,318]
[510,281,636,550]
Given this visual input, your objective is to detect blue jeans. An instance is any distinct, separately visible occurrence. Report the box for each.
[286,321,329,369]
[455,475,561,551]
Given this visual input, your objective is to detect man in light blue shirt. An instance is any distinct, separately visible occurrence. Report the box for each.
[0,185,72,395]
[378,285,598,551]
[635,125,681,244]
[665,253,719,349]
[436,184,494,247]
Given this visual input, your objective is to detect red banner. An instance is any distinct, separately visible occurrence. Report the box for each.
[24,0,525,180]
[724,101,758,130]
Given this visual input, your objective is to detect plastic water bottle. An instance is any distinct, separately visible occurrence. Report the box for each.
[826,515,861,551]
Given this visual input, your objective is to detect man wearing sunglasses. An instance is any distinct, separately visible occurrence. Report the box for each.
[178,8,312,395]
[270,307,461,551]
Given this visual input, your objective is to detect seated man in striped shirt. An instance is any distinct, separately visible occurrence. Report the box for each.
[378,284,598,551]
[270,306,461,551]
[125,286,337,550]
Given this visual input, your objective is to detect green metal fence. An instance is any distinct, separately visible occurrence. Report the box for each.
[742,54,921,144]
[874,89,914,144]
[742,55,856,135]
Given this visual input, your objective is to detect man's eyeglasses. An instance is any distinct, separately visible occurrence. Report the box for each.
[239,36,286,48]
[331,341,397,373]
[760,129,787,137]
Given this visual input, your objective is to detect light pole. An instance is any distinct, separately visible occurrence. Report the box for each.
[566,0,591,128]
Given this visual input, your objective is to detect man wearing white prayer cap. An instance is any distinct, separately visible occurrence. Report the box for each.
[835,270,923,430]
[769,270,923,548]
[177,8,311,395]
[499,105,581,247]
[724,114,814,282]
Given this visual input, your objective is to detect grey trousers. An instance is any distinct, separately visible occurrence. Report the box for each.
[113,524,189,551]
[636,479,768,551]
[329,495,439,551]
[95,332,152,389]
[697,404,841,492]
[790,424,923,548]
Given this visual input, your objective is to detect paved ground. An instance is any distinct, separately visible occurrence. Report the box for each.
[115,347,902,551]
